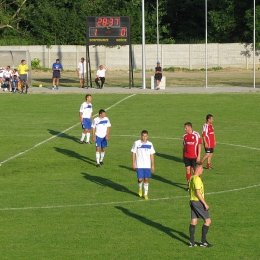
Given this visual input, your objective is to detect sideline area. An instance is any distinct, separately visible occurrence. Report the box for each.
[1,85,259,94]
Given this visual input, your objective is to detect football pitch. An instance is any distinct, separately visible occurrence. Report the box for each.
[0,93,259,259]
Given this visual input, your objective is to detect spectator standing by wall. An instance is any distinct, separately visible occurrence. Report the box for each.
[51,59,63,90]
[18,60,29,94]
[77,58,87,88]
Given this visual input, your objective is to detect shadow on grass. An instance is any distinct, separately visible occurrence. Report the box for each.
[115,206,189,245]
[54,147,96,165]
[48,129,79,144]
[152,173,187,191]
[156,152,183,163]
[82,173,138,197]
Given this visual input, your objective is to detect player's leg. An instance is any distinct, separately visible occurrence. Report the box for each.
[200,218,212,247]
[52,77,56,90]
[56,78,60,89]
[206,152,214,169]
[143,169,151,199]
[100,138,108,164]
[189,216,198,247]
[137,169,144,197]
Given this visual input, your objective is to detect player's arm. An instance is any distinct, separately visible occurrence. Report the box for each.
[106,127,110,140]
[197,143,201,162]
[150,153,155,173]
[79,112,83,123]
[196,189,209,210]
[92,126,96,141]
[132,152,136,170]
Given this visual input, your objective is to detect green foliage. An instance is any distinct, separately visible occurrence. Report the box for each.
[0,0,259,44]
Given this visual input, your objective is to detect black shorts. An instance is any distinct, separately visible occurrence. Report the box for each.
[190,201,210,220]
[205,148,214,153]
[155,74,162,80]
[183,157,196,168]
[53,70,61,79]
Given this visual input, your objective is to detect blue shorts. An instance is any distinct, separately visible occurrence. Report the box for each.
[137,168,152,179]
[82,118,92,130]
[5,78,10,82]
[95,136,108,148]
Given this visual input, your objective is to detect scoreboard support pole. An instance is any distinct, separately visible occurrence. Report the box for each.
[129,43,134,89]
[86,45,93,88]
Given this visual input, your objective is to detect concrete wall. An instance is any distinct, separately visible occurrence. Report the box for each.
[0,43,257,70]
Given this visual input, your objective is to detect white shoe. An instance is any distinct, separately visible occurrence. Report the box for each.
[155,86,160,90]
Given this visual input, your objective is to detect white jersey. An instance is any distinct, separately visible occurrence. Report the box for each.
[92,116,111,138]
[78,61,86,74]
[0,69,4,78]
[79,102,93,118]
[96,68,106,77]
[3,70,12,78]
[131,140,155,169]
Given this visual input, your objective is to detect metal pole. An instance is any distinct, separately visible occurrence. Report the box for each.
[253,0,256,88]
[205,0,208,88]
[157,0,159,62]
[142,0,146,89]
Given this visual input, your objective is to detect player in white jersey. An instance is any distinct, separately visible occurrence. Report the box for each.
[79,94,93,144]
[131,130,155,200]
[92,109,111,167]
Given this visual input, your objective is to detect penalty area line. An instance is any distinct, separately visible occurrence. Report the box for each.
[0,183,259,212]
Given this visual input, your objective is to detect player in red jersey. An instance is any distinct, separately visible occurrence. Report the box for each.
[183,122,202,191]
[200,114,216,169]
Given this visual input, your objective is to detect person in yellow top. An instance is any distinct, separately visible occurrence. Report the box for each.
[17,60,30,94]
[189,164,212,247]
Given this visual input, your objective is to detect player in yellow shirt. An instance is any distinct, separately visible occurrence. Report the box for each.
[189,164,212,247]
[17,60,30,94]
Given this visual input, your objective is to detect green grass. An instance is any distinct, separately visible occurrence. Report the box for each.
[0,93,259,259]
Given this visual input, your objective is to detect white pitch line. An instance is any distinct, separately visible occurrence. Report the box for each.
[0,183,259,211]
[0,94,136,166]
[112,135,260,151]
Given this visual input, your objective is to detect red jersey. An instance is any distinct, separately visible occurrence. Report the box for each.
[183,131,202,158]
[202,123,215,148]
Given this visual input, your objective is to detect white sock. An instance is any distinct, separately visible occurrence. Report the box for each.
[138,182,143,190]
[96,152,100,164]
[86,133,90,142]
[80,133,86,141]
[100,152,105,162]
[144,183,149,195]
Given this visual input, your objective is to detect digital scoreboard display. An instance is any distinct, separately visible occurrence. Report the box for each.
[86,16,130,45]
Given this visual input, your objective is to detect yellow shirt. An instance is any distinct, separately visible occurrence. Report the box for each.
[18,64,29,75]
[190,175,204,201]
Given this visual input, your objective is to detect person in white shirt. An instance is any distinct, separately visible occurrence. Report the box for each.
[131,130,155,200]
[95,65,107,89]
[3,66,13,91]
[77,57,87,88]
[0,67,5,88]
[79,94,93,144]
[92,109,111,167]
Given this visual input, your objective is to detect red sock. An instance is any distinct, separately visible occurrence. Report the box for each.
[186,173,191,181]
[206,163,210,168]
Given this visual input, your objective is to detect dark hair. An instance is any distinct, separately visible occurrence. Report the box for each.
[56,59,60,61]
[85,94,91,99]
[99,109,106,115]
[184,122,192,127]
[206,114,213,121]
[21,59,25,63]
[141,130,148,135]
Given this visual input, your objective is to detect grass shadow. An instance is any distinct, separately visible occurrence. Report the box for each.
[55,147,96,165]
[152,173,187,191]
[82,172,138,197]
[115,206,189,245]
[48,129,79,144]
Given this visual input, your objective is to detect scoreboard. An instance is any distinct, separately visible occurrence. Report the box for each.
[86,16,130,45]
